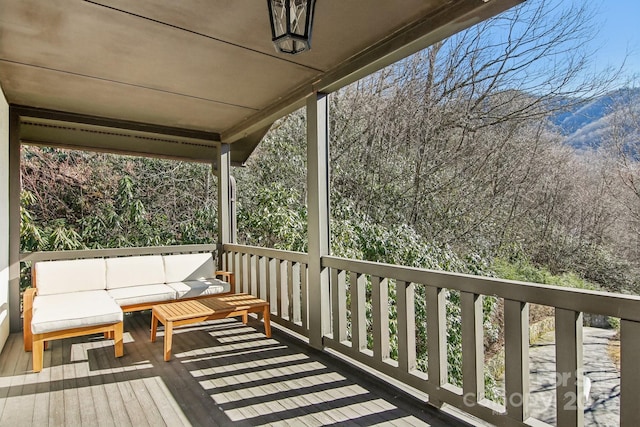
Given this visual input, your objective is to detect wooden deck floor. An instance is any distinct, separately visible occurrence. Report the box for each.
[0,312,466,426]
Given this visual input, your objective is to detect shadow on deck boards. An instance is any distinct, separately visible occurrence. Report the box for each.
[0,311,468,426]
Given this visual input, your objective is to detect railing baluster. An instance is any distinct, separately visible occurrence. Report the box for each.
[293,262,302,324]
[228,252,234,284]
[397,281,416,373]
[266,257,274,313]
[555,308,583,427]
[240,252,247,294]
[243,252,249,294]
[245,252,250,294]
[330,267,338,339]
[223,250,229,271]
[461,292,484,404]
[426,286,447,405]
[235,252,240,292]
[504,299,530,421]
[276,259,283,318]
[281,260,289,320]
[372,276,390,362]
[220,249,226,271]
[257,256,267,300]
[351,272,366,352]
[331,269,348,342]
[301,263,308,331]
[233,251,239,292]
[250,254,257,296]
[287,260,294,321]
[621,319,640,426]
[231,251,236,273]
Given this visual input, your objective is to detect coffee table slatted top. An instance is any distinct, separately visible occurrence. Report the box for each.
[203,294,269,311]
[153,293,268,322]
[154,300,216,322]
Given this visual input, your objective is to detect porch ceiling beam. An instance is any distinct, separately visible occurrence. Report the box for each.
[12,105,220,143]
[21,139,219,165]
[221,0,524,143]
[12,105,249,165]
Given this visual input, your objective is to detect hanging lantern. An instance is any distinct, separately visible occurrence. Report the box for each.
[267,0,316,55]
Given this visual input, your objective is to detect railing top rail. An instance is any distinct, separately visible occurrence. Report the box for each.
[20,244,218,263]
[223,243,309,264]
[323,255,640,322]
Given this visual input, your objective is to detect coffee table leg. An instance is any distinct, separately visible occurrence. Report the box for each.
[164,321,173,361]
[263,305,271,338]
[150,312,158,342]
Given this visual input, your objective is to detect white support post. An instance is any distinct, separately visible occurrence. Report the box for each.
[0,88,10,345]
[307,92,331,349]
[216,143,231,270]
[8,108,20,333]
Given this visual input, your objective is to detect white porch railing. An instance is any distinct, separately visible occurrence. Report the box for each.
[223,244,640,427]
[222,244,309,337]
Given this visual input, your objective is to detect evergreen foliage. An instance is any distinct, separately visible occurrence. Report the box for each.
[20,148,218,252]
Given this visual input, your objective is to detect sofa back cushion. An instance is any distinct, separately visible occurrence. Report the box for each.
[163,253,216,283]
[106,255,166,289]
[35,258,106,296]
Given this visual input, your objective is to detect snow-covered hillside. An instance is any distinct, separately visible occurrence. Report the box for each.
[550,88,640,149]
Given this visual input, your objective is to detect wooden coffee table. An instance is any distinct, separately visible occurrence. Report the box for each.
[151,293,271,361]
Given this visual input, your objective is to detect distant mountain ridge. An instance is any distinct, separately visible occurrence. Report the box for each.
[550,87,640,150]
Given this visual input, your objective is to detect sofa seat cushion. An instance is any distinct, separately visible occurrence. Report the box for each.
[168,279,231,299]
[107,284,177,307]
[31,290,122,335]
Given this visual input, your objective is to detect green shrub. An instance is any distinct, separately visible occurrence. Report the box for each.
[491,257,598,291]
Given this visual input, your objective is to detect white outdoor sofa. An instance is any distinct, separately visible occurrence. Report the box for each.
[23,252,234,372]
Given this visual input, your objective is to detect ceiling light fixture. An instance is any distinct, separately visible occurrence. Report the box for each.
[267,0,316,55]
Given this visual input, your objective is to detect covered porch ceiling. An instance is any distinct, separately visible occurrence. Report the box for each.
[0,0,523,165]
